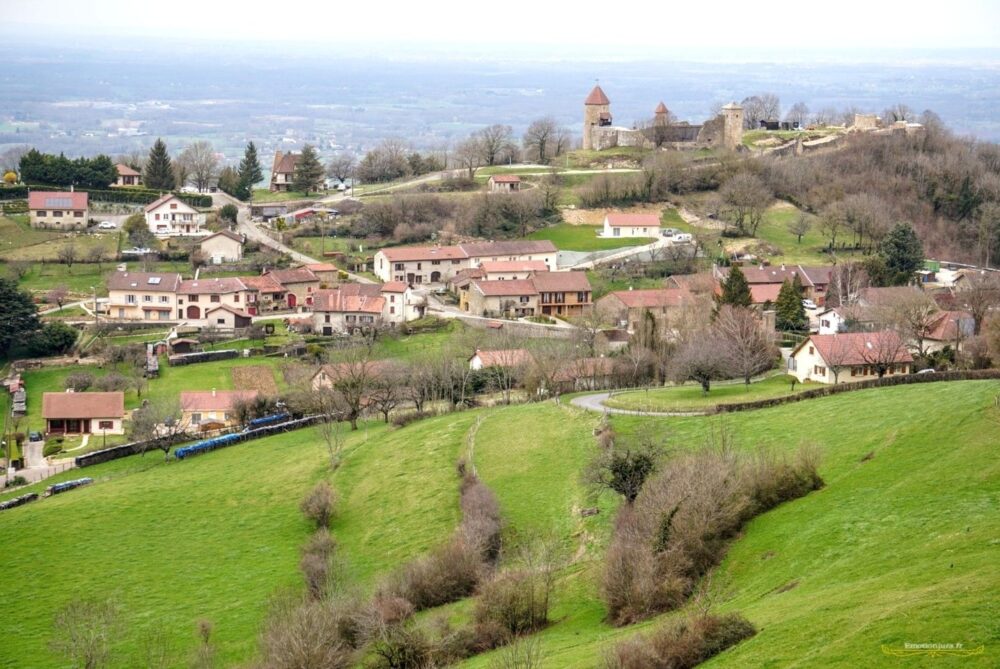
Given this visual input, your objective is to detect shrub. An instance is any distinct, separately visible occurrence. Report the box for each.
[474,568,553,637]
[300,528,336,601]
[391,410,438,428]
[94,373,130,392]
[219,203,238,223]
[384,538,483,610]
[258,595,358,669]
[300,480,336,529]
[64,372,95,392]
[603,613,756,669]
[459,474,502,563]
[25,321,79,357]
[4,475,28,488]
[367,622,433,669]
[43,443,63,458]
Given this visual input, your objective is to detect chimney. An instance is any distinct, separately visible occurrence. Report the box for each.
[70,184,74,192]
[211,388,216,397]
[780,263,786,271]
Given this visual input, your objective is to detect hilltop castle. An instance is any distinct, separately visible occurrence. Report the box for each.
[582,85,744,152]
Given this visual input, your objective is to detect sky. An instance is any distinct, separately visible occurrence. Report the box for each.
[2,0,999,56]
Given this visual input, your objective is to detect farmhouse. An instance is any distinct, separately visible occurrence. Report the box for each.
[264,267,320,310]
[531,270,592,317]
[114,163,142,187]
[106,270,182,321]
[145,194,205,236]
[600,213,661,239]
[466,279,539,318]
[788,331,913,384]
[239,275,286,314]
[488,175,521,193]
[714,264,832,305]
[199,230,244,264]
[180,390,258,431]
[924,310,975,352]
[373,240,557,283]
[596,287,693,332]
[42,391,125,436]
[312,285,385,335]
[28,190,89,230]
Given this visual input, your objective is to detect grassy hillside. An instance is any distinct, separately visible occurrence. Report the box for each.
[527,223,653,251]
[1,381,997,668]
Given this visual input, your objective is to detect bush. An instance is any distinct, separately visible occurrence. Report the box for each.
[219,203,239,223]
[391,410,438,428]
[368,623,433,669]
[64,372,95,392]
[43,443,63,457]
[474,568,553,637]
[0,184,29,200]
[460,474,502,562]
[300,528,336,601]
[4,475,28,488]
[603,613,756,669]
[93,373,130,392]
[23,321,79,357]
[300,480,336,529]
[383,538,483,610]
[258,595,358,669]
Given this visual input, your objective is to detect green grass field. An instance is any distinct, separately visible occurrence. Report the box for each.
[604,374,807,412]
[2,381,997,668]
[527,223,653,252]
[0,231,121,262]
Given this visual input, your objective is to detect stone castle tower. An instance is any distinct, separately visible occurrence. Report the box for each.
[582,85,612,151]
[720,102,744,150]
[654,101,669,127]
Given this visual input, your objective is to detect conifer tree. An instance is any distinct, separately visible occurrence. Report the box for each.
[775,277,807,331]
[880,222,924,285]
[717,264,752,309]
[237,141,263,200]
[145,138,175,191]
[293,144,324,195]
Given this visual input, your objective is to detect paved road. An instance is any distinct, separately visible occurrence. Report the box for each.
[569,392,710,417]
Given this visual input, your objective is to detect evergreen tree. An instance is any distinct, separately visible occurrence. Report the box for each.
[217,166,241,198]
[0,277,41,358]
[293,144,324,195]
[716,264,752,309]
[145,138,175,191]
[880,222,924,285]
[775,278,807,332]
[237,141,263,200]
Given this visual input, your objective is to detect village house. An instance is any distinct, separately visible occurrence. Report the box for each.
[239,275,286,314]
[487,175,521,193]
[270,151,301,192]
[465,279,538,317]
[199,230,244,264]
[478,260,549,281]
[42,391,125,436]
[468,348,532,371]
[114,163,142,187]
[714,264,832,305]
[788,331,913,384]
[28,190,89,230]
[924,310,975,352]
[264,267,320,310]
[816,306,851,334]
[312,285,385,335]
[180,390,258,432]
[596,287,693,332]
[600,213,661,239]
[106,270,182,321]
[379,281,423,323]
[145,194,205,236]
[204,304,254,330]
[531,270,592,317]
[304,263,340,286]
[310,359,400,391]
[176,277,251,322]
[374,240,558,284]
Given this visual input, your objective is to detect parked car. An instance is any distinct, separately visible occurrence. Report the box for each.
[802,299,818,310]
[671,233,693,243]
[97,221,116,230]
[917,368,936,374]
[661,228,680,237]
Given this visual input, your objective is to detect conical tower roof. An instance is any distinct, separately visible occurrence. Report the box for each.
[585,85,611,106]
[655,101,668,114]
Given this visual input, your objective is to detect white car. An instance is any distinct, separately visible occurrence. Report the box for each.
[671,233,693,243]
[802,299,818,310]
[97,221,116,230]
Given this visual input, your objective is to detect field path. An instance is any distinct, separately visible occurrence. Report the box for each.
[569,392,710,417]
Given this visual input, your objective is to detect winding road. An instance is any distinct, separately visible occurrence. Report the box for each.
[569,392,710,417]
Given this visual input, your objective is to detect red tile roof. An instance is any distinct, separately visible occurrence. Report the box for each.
[205,304,253,319]
[530,271,592,293]
[180,390,258,413]
[750,284,782,304]
[305,263,337,272]
[471,349,532,368]
[655,101,668,114]
[178,277,248,294]
[43,392,124,419]
[796,331,913,366]
[115,163,141,177]
[380,245,468,262]
[239,275,285,294]
[313,288,385,314]
[463,240,557,257]
[272,151,301,175]
[28,191,88,211]
[380,281,409,293]
[106,270,182,293]
[606,213,660,228]
[201,230,244,244]
[926,310,973,341]
[479,260,549,274]
[604,288,690,309]
[472,279,538,297]
[266,267,318,284]
[585,85,611,106]
[490,175,521,183]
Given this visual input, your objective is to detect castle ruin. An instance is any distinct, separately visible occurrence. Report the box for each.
[582,85,744,152]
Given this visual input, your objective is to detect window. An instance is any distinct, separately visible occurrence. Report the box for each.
[182,214,192,221]
[814,365,826,376]
[324,314,331,323]
[36,210,46,216]
[452,259,460,264]
[808,346,814,355]
[143,295,152,302]
[188,295,199,302]
[217,318,225,324]
[210,295,221,303]
[155,213,160,220]
[613,228,620,237]
[395,263,404,271]
[98,420,114,430]
[126,294,136,304]
[160,295,168,303]
[170,203,177,209]
[577,292,588,303]
[431,260,440,265]
[520,296,530,303]
[416,263,422,270]
[53,210,63,217]
[192,413,202,423]
[74,211,83,217]
[389,306,396,314]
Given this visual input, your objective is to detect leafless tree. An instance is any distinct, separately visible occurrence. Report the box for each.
[718,172,772,236]
[367,376,402,423]
[826,262,869,307]
[50,597,122,669]
[523,117,560,164]
[958,272,1000,334]
[180,141,219,192]
[822,333,858,383]
[326,153,356,184]
[820,201,848,250]
[857,330,911,377]
[787,212,812,244]
[322,347,380,430]
[714,306,777,386]
[785,102,810,127]
[87,245,106,270]
[6,259,30,280]
[58,240,77,268]
[172,158,190,190]
[476,124,515,166]
[741,93,781,128]
[669,331,729,393]
[454,137,484,180]
[130,398,185,460]
[46,285,69,310]
[883,103,914,123]
[883,290,940,357]
[812,107,840,126]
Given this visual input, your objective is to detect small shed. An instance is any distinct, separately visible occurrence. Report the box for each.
[488,175,521,193]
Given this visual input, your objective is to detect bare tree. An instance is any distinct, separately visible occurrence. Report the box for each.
[958,272,1000,334]
[826,261,869,307]
[50,598,122,669]
[523,117,560,164]
[787,213,812,244]
[714,306,777,386]
[180,141,219,192]
[785,102,810,127]
[857,330,911,377]
[130,398,185,460]
[322,346,380,430]
[741,93,781,128]
[454,137,484,180]
[476,124,515,166]
[367,374,402,423]
[669,332,729,394]
[46,285,70,310]
[820,201,847,251]
[883,103,914,123]
[326,153,356,185]
[718,172,772,236]
[87,245,106,271]
[822,333,858,384]
[58,241,77,268]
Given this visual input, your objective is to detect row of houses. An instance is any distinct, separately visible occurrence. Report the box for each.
[373,239,558,284]
[450,264,594,318]
[27,190,207,236]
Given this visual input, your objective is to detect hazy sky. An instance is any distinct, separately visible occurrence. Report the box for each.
[3,0,999,53]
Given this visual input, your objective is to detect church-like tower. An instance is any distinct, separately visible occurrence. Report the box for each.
[583,85,611,151]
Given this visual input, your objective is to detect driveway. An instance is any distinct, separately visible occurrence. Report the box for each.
[569,392,710,417]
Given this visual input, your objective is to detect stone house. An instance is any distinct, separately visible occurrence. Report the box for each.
[199,230,244,264]
[488,175,521,193]
[531,270,592,317]
[466,279,539,317]
[106,270,182,321]
[205,304,253,330]
[374,240,557,284]
[239,275,287,314]
[42,391,125,436]
[28,191,89,230]
[596,287,693,332]
[264,267,320,310]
